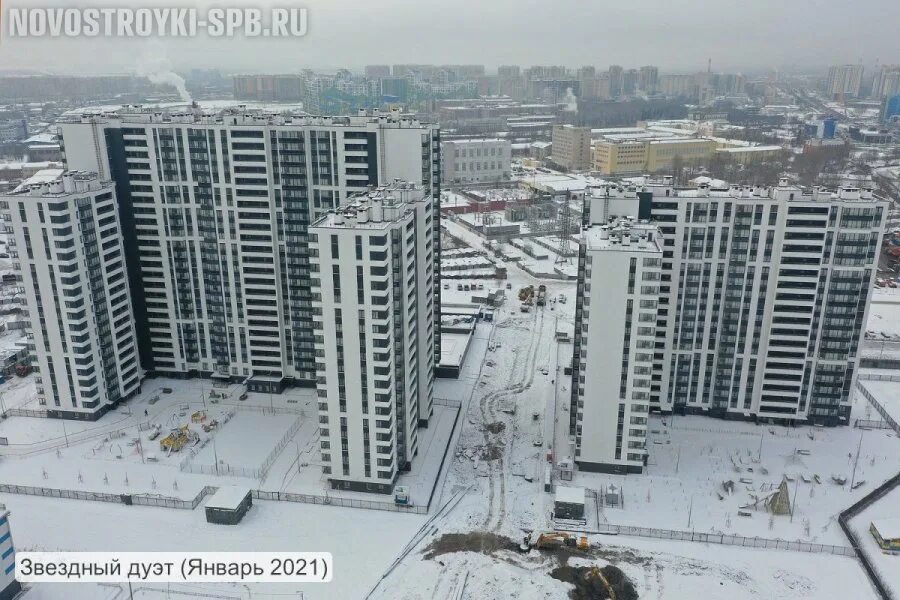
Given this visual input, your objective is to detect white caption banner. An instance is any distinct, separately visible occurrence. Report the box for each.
[16,552,333,583]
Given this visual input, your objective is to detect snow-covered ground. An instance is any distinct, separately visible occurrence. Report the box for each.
[1,211,892,599]
[849,484,900,597]
[371,533,879,600]
[5,493,424,599]
[555,405,900,545]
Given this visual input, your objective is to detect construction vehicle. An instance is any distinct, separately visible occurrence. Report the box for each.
[519,531,589,552]
[536,284,547,307]
[517,285,534,302]
[585,566,618,600]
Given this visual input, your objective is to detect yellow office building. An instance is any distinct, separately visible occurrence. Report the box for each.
[593,137,716,175]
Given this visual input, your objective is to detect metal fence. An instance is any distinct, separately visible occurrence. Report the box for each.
[252,490,427,514]
[855,376,900,436]
[2,408,48,419]
[258,417,302,481]
[132,486,218,510]
[0,483,123,504]
[179,418,302,481]
[555,522,857,557]
[423,397,463,511]
[838,471,900,600]
[854,419,893,430]
[0,482,213,510]
[231,404,307,417]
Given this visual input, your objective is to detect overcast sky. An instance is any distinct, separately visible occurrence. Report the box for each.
[1,0,898,74]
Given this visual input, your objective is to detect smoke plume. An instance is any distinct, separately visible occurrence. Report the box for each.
[136,42,192,103]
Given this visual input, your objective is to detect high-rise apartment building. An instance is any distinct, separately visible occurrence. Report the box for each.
[0,509,20,600]
[577,66,598,99]
[59,107,441,394]
[623,69,639,96]
[608,65,624,98]
[310,183,435,493]
[498,65,525,100]
[571,218,662,473]
[639,66,659,93]
[825,65,864,98]
[2,172,142,419]
[659,74,698,99]
[364,65,392,79]
[579,178,886,427]
[232,74,304,102]
[872,65,900,100]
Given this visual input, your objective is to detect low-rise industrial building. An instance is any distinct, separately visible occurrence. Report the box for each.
[870,519,900,554]
[205,486,253,525]
[441,138,511,185]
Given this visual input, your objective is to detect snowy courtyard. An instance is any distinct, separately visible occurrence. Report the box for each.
[558,407,900,546]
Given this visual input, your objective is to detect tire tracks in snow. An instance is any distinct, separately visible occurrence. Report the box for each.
[478,308,545,532]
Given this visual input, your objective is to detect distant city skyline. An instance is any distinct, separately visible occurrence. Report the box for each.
[0,0,897,74]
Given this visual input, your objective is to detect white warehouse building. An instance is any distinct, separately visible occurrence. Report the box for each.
[441,138,511,185]
[1,172,142,419]
[310,182,435,494]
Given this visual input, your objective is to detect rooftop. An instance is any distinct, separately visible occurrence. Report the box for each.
[206,486,252,511]
[12,168,65,193]
[582,218,662,253]
[718,145,783,153]
[587,178,883,204]
[872,518,900,540]
[61,104,434,129]
[2,170,108,198]
[312,182,427,230]
[554,485,585,505]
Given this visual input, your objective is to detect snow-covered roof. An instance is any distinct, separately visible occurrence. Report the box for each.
[24,132,57,145]
[717,145,783,153]
[439,332,470,368]
[554,486,585,505]
[872,518,900,540]
[12,168,64,192]
[867,293,900,339]
[206,486,252,511]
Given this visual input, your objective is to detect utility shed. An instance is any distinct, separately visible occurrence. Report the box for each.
[870,518,900,554]
[205,486,252,525]
[554,486,585,521]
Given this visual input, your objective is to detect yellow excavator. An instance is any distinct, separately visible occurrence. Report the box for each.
[519,530,589,552]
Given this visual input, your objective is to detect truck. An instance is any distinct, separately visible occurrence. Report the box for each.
[536,284,547,307]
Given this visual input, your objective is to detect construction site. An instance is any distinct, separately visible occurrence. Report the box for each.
[445,213,580,284]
